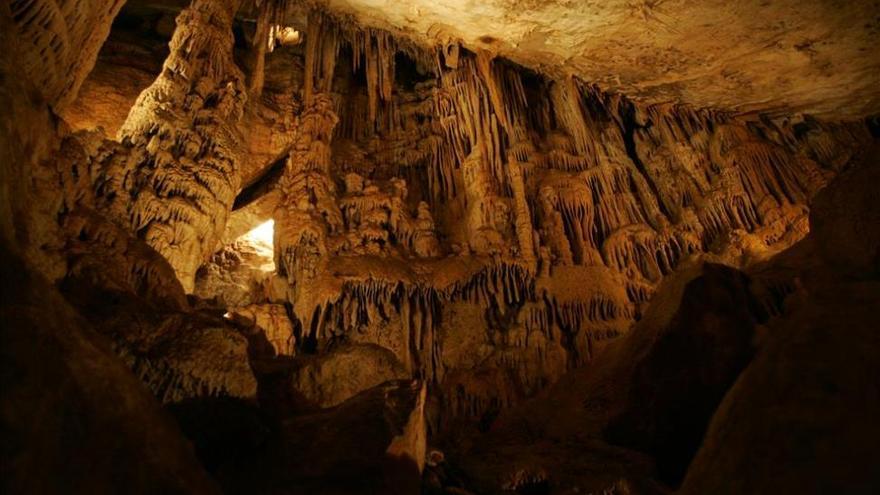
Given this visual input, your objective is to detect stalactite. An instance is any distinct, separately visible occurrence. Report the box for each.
[303,10,340,105]
[549,76,600,160]
[248,0,293,96]
[122,11,871,427]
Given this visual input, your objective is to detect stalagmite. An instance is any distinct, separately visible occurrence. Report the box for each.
[87,0,248,291]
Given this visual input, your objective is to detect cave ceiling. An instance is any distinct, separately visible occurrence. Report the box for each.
[129,0,880,119]
[314,0,879,118]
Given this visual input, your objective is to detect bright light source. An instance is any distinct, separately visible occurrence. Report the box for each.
[223,312,232,319]
[240,219,276,272]
[246,220,274,249]
[268,25,302,52]
[277,26,301,45]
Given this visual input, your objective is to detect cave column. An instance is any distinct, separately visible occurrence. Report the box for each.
[507,158,536,265]
[273,11,342,341]
[107,0,247,291]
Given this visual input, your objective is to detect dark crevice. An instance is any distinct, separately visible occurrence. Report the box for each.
[867,115,880,138]
[233,152,289,210]
[618,100,671,222]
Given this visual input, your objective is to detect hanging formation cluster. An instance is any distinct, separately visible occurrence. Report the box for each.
[24,0,872,422]
[226,6,873,423]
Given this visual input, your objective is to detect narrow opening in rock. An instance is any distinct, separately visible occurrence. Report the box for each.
[241,219,275,272]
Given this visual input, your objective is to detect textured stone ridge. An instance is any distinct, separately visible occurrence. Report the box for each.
[4,0,126,111]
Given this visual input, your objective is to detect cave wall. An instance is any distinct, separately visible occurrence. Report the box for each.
[6,0,877,431]
[2,0,259,409]
[220,8,872,421]
[0,2,226,493]
[2,1,879,493]
[3,1,870,440]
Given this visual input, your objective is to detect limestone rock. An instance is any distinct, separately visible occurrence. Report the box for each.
[229,303,296,356]
[4,0,126,111]
[175,381,428,494]
[289,343,410,408]
[61,239,258,403]
[92,0,249,291]
[680,276,880,495]
[602,263,761,485]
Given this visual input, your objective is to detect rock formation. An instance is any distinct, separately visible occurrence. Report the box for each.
[1,0,878,493]
[98,0,248,291]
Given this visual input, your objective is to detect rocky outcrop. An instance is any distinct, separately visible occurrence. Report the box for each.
[441,260,763,493]
[602,263,761,484]
[679,146,880,495]
[60,287,258,404]
[170,380,428,494]
[809,144,880,277]
[0,246,220,495]
[229,303,296,356]
[195,235,277,308]
[276,380,428,494]
[680,275,880,494]
[289,343,409,407]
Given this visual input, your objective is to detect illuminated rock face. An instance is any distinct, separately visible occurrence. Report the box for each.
[1,0,879,493]
[212,8,870,421]
[48,2,874,422]
[317,0,880,119]
[91,0,248,292]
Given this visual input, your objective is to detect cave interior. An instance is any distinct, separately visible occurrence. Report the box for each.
[1,0,879,494]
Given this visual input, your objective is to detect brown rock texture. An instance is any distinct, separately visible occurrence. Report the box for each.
[4,0,126,110]
[316,0,880,118]
[681,276,880,494]
[289,343,410,407]
[678,146,880,495]
[602,263,761,484]
[809,145,880,277]
[77,0,249,292]
[168,381,428,494]
[0,246,220,495]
